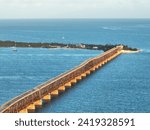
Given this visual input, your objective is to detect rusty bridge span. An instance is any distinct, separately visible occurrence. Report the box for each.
[0,46,123,113]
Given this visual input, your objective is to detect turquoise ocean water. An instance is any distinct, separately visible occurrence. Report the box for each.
[0,19,150,112]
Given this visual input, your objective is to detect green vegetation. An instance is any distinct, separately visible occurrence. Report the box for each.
[0,40,139,52]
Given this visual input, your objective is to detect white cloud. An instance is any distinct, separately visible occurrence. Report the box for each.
[0,0,149,18]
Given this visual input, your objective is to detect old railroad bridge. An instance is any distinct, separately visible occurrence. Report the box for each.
[0,45,123,113]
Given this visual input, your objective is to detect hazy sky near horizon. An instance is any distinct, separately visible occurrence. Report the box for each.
[0,0,150,19]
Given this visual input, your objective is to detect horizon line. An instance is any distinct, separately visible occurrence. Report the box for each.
[0,18,150,20]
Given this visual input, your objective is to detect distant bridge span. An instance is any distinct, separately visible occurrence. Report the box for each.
[0,46,123,113]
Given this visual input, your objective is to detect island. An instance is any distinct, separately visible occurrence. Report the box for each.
[0,40,140,52]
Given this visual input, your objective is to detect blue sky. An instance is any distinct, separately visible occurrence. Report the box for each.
[0,0,150,18]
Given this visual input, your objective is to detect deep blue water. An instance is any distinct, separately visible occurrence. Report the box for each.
[0,19,150,112]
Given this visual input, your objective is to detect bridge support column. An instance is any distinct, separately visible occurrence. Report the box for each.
[90,67,96,72]
[81,73,86,78]
[107,57,111,61]
[95,65,99,69]
[51,90,59,97]
[71,79,77,84]
[58,86,65,92]
[19,108,28,113]
[85,70,91,75]
[98,63,102,67]
[34,100,42,108]
[76,76,82,81]
[104,60,108,64]
[27,104,35,113]
[102,61,105,65]
[65,82,72,88]
[43,94,51,102]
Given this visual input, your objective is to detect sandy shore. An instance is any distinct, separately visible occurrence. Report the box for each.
[121,49,142,54]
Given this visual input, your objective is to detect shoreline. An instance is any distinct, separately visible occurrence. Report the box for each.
[121,49,142,53]
[0,40,140,52]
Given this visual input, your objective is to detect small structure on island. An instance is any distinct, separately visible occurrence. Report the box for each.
[79,44,86,49]
[93,46,98,50]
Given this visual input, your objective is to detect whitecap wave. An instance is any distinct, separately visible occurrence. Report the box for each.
[0,76,21,80]
[101,26,121,30]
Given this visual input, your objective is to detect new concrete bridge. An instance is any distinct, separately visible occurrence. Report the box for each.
[0,46,123,113]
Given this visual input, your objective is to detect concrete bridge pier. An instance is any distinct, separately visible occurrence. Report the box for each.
[19,108,28,113]
[27,104,35,113]
[65,82,72,88]
[101,61,105,65]
[85,70,91,75]
[98,63,102,68]
[91,67,96,72]
[51,90,59,97]
[34,99,43,109]
[75,76,82,81]
[43,94,51,102]
[58,86,66,92]
[71,79,77,84]
[95,65,100,69]
[81,73,87,78]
